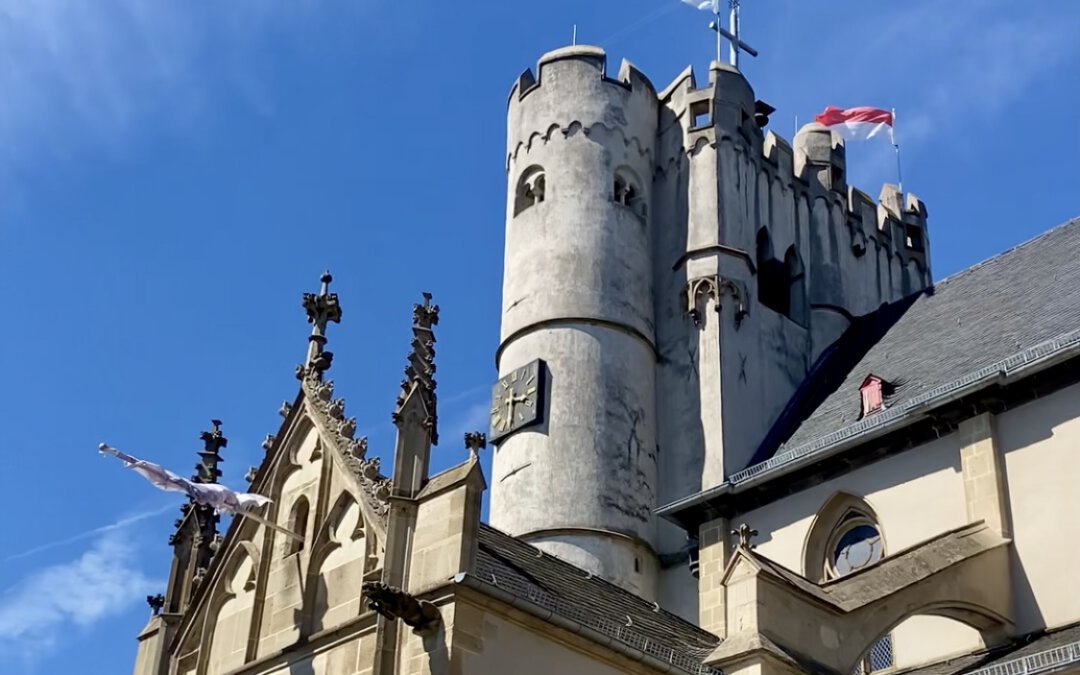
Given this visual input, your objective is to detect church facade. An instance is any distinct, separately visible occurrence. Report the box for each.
[131,45,1080,675]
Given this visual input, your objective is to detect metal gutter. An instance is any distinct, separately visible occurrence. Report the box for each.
[967,638,1080,675]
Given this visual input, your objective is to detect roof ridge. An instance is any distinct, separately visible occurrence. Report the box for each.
[932,216,1080,288]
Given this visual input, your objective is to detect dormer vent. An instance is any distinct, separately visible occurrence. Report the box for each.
[859,375,894,418]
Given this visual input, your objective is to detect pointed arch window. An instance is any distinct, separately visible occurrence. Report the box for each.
[806,493,894,673]
[757,229,789,316]
[287,497,310,556]
[785,246,807,326]
[613,167,647,218]
[514,165,546,216]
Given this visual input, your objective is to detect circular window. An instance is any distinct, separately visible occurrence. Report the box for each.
[831,523,883,577]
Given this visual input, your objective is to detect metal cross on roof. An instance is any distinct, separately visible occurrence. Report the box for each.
[709,0,758,68]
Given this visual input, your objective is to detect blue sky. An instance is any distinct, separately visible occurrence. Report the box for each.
[0,1,1077,672]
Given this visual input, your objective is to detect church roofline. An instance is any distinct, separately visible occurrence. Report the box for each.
[657,326,1080,530]
[451,571,720,675]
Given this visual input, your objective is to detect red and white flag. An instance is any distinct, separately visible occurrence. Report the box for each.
[814,106,894,142]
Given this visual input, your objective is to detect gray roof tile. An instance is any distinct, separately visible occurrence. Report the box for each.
[898,622,1080,675]
[474,524,719,659]
[755,217,1080,464]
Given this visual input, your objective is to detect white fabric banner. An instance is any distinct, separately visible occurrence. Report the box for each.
[100,443,272,515]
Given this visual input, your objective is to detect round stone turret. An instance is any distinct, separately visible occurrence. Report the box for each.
[491,45,661,599]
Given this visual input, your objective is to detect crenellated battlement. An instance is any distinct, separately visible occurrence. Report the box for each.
[507,45,657,107]
[654,63,928,280]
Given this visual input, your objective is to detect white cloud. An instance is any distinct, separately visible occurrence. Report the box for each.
[0,529,160,656]
[449,400,493,441]
[0,0,385,187]
[770,1,1080,189]
[839,1,1078,147]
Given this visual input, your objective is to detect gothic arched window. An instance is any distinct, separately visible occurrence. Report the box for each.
[288,496,310,556]
[805,493,894,674]
[613,167,647,218]
[514,165,546,216]
[785,246,807,326]
[757,229,790,316]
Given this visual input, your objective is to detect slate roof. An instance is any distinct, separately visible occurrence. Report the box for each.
[471,523,719,665]
[898,621,1080,675]
[752,217,1080,467]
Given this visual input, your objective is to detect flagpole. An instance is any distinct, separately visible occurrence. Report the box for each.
[892,107,904,193]
[729,0,739,68]
[235,508,305,543]
[715,4,721,63]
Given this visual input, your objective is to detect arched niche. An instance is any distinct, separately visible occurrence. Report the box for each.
[203,545,258,675]
[307,491,370,634]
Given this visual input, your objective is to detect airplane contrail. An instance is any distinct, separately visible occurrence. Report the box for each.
[1,503,176,563]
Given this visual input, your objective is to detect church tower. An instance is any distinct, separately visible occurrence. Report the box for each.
[489,46,662,600]
[489,44,932,614]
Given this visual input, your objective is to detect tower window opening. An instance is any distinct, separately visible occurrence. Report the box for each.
[613,169,647,218]
[756,229,791,317]
[690,100,711,129]
[852,230,867,257]
[905,224,924,252]
[514,166,546,216]
[287,497,309,555]
[785,246,808,326]
[614,176,636,206]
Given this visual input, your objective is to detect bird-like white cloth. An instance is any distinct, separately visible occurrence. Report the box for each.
[99,443,271,515]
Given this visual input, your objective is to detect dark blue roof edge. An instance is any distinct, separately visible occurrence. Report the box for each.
[656,327,1080,520]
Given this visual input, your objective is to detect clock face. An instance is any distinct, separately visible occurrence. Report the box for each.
[490,359,544,443]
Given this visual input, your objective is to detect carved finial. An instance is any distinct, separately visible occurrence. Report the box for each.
[731,523,759,549]
[350,436,369,459]
[413,292,440,328]
[394,292,439,444]
[300,270,343,380]
[193,419,227,484]
[464,431,487,460]
[146,594,165,615]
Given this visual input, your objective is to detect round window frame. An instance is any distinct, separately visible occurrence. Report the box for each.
[824,513,885,580]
